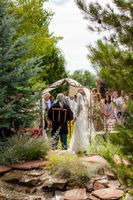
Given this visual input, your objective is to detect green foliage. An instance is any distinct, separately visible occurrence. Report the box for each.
[70,70,96,88]
[90,136,121,163]
[90,102,133,186]
[89,93,133,187]
[0,134,50,165]
[47,151,101,186]
[76,0,133,48]
[0,0,42,132]
[10,0,67,90]
[76,0,133,186]
[76,0,133,92]
[109,101,133,161]
[89,40,133,91]
[90,135,133,186]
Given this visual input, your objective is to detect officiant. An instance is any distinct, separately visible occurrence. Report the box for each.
[48,93,73,150]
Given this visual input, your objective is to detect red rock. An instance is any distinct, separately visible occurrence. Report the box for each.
[92,177,109,191]
[81,155,110,167]
[10,160,48,170]
[95,178,109,185]
[0,165,11,174]
[107,180,120,189]
[64,188,87,200]
[93,181,106,190]
[92,188,124,199]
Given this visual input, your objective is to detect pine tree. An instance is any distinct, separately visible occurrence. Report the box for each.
[76,0,133,92]
[76,0,133,185]
[0,0,40,136]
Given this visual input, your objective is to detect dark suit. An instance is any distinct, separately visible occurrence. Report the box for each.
[48,101,73,149]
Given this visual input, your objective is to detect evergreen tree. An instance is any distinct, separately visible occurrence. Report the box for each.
[76,0,133,185]
[76,0,133,92]
[0,0,40,136]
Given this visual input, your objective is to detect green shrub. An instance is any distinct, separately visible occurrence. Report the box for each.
[0,134,51,165]
[90,135,133,186]
[107,101,133,160]
[47,151,101,186]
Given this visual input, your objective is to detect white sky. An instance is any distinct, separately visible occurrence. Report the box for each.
[44,0,109,74]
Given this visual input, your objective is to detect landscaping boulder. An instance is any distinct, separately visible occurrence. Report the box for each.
[0,166,11,174]
[92,188,124,199]
[81,154,110,168]
[93,181,106,190]
[107,180,121,189]
[40,174,67,190]
[64,188,87,200]
[10,160,48,170]
[1,170,23,183]
[0,179,45,200]
[87,193,100,200]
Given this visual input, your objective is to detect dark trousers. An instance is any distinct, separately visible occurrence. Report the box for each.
[52,131,67,150]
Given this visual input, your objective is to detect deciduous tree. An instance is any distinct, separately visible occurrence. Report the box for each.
[71,70,96,88]
[11,0,67,89]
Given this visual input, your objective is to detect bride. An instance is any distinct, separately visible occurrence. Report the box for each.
[69,90,89,153]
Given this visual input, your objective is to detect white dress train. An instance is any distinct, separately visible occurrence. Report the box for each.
[69,93,89,153]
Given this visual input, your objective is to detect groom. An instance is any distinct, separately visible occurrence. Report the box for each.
[48,93,73,150]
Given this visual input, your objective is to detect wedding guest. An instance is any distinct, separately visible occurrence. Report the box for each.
[98,80,107,99]
[108,89,114,102]
[92,88,98,96]
[116,90,127,125]
[112,91,119,119]
[101,93,116,131]
[93,93,104,131]
[44,93,54,111]
[43,93,54,132]
[91,88,97,105]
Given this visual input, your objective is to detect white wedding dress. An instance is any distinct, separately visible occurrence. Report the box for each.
[69,93,89,153]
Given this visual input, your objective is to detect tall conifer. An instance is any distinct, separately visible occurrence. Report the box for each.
[0,0,40,135]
